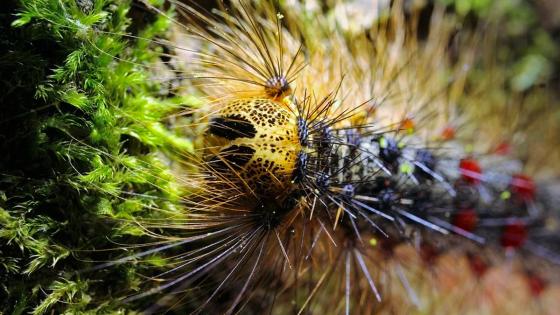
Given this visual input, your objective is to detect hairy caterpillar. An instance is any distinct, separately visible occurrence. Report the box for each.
[37,0,560,314]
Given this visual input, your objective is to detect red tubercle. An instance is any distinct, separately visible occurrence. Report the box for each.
[510,174,536,201]
[493,141,511,156]
[500,220,528,249]
[440,126,455,140]
[459,158,482,185]
[399,117,415,133]
[452,208,478,232]
[527,274,547,296]
[468,254,488,277]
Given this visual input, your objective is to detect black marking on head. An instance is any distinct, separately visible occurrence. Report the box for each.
[209,145,255,171]
[208,115,257,140]
[265,75,291,98]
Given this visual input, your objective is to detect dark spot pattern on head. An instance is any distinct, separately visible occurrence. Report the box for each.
[209,115,257,140]
[205,98,302,199]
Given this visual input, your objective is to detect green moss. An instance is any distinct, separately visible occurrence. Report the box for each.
[0,0,190,313]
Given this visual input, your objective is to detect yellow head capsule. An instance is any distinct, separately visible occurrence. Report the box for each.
[204,98,301,199]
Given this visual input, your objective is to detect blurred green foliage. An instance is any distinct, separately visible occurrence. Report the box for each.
[439,0,559,92]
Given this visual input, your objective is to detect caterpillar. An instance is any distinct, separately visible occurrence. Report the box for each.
[4,0,560,314]
[81,1,559,313]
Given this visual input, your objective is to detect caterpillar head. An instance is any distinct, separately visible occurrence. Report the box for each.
[204,98,302,200]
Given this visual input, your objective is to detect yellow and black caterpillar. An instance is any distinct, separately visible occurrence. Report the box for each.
[90,1,560,314]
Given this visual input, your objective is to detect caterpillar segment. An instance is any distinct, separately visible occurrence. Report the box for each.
[88,1,560,314]
[187,90,560,315]
[279,120,560,314]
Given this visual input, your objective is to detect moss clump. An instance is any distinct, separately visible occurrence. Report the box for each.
[0,0,191,313]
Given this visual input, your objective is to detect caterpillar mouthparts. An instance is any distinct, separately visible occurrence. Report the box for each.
[86,0,560,314]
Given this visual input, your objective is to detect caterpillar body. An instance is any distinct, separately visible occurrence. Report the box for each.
[81,0,560,314]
